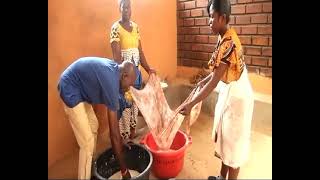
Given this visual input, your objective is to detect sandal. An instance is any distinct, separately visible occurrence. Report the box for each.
[208,175,224,180]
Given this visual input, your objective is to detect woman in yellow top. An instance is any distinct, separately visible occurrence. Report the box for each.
[180,0,254,179]
[110,0,155,141]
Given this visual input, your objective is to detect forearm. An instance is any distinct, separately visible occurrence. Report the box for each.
[111,42,122,64]
[110,131,126,171]
[190,63,228,106]
[190,75,217,107]
[138,41,151,73]
[108,110,127,171]
[201,72,214,85]
[140,51,151,73]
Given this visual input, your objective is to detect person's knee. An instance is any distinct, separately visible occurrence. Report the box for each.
[80,135,96,155]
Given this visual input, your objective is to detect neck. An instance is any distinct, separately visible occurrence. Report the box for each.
[120,18,130,24]
[219,25,229,38]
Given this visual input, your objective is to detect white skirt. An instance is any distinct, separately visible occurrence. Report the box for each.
[212,67,254,168]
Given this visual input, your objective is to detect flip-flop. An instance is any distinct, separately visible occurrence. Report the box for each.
[208,175,224,180]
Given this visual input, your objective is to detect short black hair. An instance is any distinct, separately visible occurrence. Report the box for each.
[118,0,125,6]
[207,0,231,24]
[118,0,128,8]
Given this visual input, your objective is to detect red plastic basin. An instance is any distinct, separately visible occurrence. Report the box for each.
[140,130,192,179]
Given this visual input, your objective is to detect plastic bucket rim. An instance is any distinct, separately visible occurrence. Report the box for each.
[93,143,153,180]
[144,130,189,155]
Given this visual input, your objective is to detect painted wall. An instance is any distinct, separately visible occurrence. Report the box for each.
[48,0,177,168]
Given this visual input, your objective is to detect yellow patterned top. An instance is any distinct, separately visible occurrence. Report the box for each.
[208,28,245,84]
[110,21,141,66]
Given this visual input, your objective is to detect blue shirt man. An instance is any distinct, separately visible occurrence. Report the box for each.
[57,57,136,179]
[58,57,120,111]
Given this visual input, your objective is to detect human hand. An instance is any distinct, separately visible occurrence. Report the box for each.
[148,68,156,75]
[123,139,135,150]
[121,169,131,180]
[179,102,193,116]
